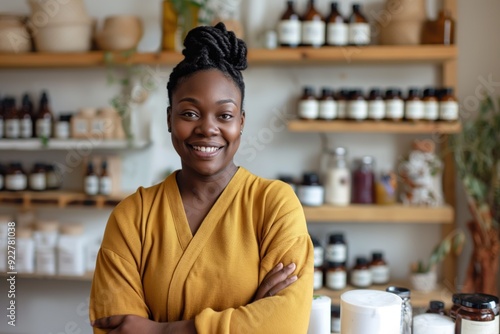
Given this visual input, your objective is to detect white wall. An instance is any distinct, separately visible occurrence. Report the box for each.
[0,0,499,333]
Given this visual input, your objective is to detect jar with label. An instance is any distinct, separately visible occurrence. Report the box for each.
[455,293,499,334]
[84,161,99,196]
[336,89,349,119]
[313,266,324,290]
[369,251,390,285]
[318,88,337,120]
[347,89,368,121]
[426,300,445,315]
[326,233,347,265]
[350,257,372,288]
[325,262,347,290]
[312,237,324,268]
[324,147,351,206]
[29,163,47,191]
[422,88,439,121]
[326,2,348,46]
[5,162,27,192]
[16,227,35,274]
[45,164,62,190]
[385,88,404,121]
[367,88,386,121]
[19,94,34,139]
[58,224,86,276]
[34,221,59,275]
[405,88,425,121]
[36,91,54,139]
[386,286,413,334]
[331,304,341,333]
[297,172,324,206]
[348,4,371,46]
[71,108,95,139]
[99,160,112,195]
[375,171,397,205]
[277,0,301,48]
[55,114,72,139]
[301,0,325,48]
[439,87,459,121]
[352,156,375,204]
[298,86,319,120]
[4,97,20,139]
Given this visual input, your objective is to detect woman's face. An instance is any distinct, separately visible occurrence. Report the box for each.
[168,69,245,177]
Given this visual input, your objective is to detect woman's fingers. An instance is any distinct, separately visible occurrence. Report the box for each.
[255,262,298,301]
[92,315,126,329]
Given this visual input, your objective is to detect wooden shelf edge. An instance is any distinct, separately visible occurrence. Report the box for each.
[288,120,462,134]
[0,139,151,150]
[303,204,454,224]
[0,272,93,281]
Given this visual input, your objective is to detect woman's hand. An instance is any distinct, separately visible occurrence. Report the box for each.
[92,315,196,334]
[253,262,298,301]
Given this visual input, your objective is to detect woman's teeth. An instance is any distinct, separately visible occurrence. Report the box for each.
[193,146,220,153]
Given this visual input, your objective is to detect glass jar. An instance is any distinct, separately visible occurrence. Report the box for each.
[405,88,424,121]
[350,256,372,288]
[352,156,375,204]
[455,293,499,334]
[324,147,351,206]
[19,93,34,139]
[326,233,347,265]
[84,161,99,196]
[331,304,341,333]
[326,2,348,46]
[312,237,324,268]
[5,162,27,192]
[369,251,390,285]
[439,87,459,121]
[386,286,413,334]
[336,89,349,119]
[348,4,370,46]
[298,86,319,120]
[29,163,47,191]
[277,0,301,48]
[313,266,324,290]
[347,89,368,121]
[426,300,445,315]
[423,88,439,121]
[318,87,337,120]
[4,97,20,139]
[325,261,347,290]
[297,172,324,206]
[375,170,397,205]
[36,91,53,139]
[55,114,72,139]
[45,164,62,190]
[385,88,404,121]
[367,88,386,121]
[301,0,325,48]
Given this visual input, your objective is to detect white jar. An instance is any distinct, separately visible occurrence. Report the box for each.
[324,147,351,206]
[58,224,86,276]
[413,314,455,334]
[16,227,35,274]
[298,87,319,120]
[326,264,347,290]
[308,295,332,334]
[34,221,59,275]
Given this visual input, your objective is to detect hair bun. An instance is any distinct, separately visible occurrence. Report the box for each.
[182,22,248,71]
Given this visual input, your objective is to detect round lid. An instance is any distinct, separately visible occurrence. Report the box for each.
[408,88,421,97]
[372,251,383,261]
[369,88,382,96]
[413,313,454,330]
[386,286,411,298]
[321,87,333,96]
[459,293,498,310]
[361,155,374,165]
[331,304,341,316]
[311,295,331,309]
[302,86,315,95]
[423,87,436,97]
[302,172,320,185]
[327,261,344,269]
[35,221,59,232]
[17,227,33,238]
[429,300,445,311]
[329,233,345,243]
[333,146,347,157]
[355,256,369,266]
[385,88,402,97]
[341,290,402,309]
[60,224,84,235]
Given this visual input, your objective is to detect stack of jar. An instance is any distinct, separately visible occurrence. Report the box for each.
[312,233,390,291]
[277,1,371,48]
[0,162,61,192]
[297,86,459,122]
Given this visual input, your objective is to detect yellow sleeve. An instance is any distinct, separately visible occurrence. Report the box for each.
[195,182,315,333]
[89,190,150,333]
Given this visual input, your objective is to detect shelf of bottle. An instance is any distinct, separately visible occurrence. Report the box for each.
[0,272,93,282]
[303,204,454,224]
[288,119,462,134]
[0,138,151,150]
[315,281,454,309]
[0,45,457,68]
[0,190,129,209]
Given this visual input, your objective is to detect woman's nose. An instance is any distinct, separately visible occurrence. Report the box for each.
[195,116,219,136]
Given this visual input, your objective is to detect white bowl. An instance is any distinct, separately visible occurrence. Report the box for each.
[34,22,92,52]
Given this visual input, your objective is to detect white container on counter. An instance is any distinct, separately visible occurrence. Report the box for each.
[16,227,35,274]
[413,313,455,334]
[307,295,331,334]
[58,224,85,276]
[34,221,59,275]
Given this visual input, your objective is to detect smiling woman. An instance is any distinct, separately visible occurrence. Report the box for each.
[89,22,314,334]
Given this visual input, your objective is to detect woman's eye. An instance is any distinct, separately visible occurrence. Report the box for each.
[220,114,233,120]
[182,111,198,118]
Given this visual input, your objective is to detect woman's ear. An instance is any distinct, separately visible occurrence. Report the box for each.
[167,107,172,133]
[240,110,246,134]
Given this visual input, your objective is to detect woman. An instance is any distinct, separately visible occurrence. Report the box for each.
[90,23,314,333]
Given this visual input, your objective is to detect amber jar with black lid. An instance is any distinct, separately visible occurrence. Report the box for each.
[336,89,349,119]
[29,163,47,191]
[423,87,439,121]
[350,256,372,288]
[426,300,445,315]
[326,2,348,46]
[367,88,385,121]
[347,89,368,121]
[36,91,54,139]
[298,86,319,120]
[19,94,34,139]
[405,88,424,121]
[318,87,337,120]
[277,0,301,48]
[5,162,27,192]
[4,97,20,139]
[385,88,404,121]
[325,261,346,290]
[301,0,325,48]
[455,293,499,334]
[439,87,459,122]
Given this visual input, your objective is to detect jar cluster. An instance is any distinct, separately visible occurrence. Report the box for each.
[312,233,390,291]
[0,162,61,192]
[277,1,371,48]
[297,86,459,122]
[0,217,102,276]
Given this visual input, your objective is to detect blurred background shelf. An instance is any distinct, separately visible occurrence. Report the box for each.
[1,272,93,281]
[0,139,151,150]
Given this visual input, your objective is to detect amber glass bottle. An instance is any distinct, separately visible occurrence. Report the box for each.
[36,91,53,139]
[301,0,325,48]
[277,0,301,48]
[348,4,370,46]
[435,10,455,45]
[19,94,34,139]
[99,160,112,196]
[325,2,348,46]
[4,97,20,139]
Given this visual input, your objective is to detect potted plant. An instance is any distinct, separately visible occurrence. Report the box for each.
[409,229,465,292]
[452,94,500,295]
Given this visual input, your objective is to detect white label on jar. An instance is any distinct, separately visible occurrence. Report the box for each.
[55,122,70,139]
[324,169,351,206]
[332,317,341,333]
[439,101,459,120]
[424,101,439,120]
[85,175,99,195]
[35,248,56,275]
[326,270,347,290]
[318,100,337,120]
[302,21,325,47]
[20,118,33,138]
[278,20,301,46]
[351,269,372,287]
[298,100,319,119]
[348,23,371,45]
[460,318,498,334]
[17,238,35,274]
[327,22,348,46]
[370,265,390,284]
[5,174,27,191]
[36,118,52,138]
[368,100,386,120]
[29,172,46,191]
[337,101,347,119]
[326,244,346,263]
[386,99,405,120]
[297,185,324,206]
[73,118,88,135]
[405,100,425,120]
[314,247,324,267]
[348,100,368,120]
[99,176,112,195]
[0,119,4,138]
[313,270,323,290]
[6,119,21,138]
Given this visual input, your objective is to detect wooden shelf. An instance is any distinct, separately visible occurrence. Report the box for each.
[315,281,454,309]
[0,138,151,150]
[0,191,130,209]
[0,45,457,68]
[288,120,462,134]
[303,204,454,224]
[1,272,93,281]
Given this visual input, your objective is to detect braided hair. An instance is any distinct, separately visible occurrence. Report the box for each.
[167,22,248,108]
